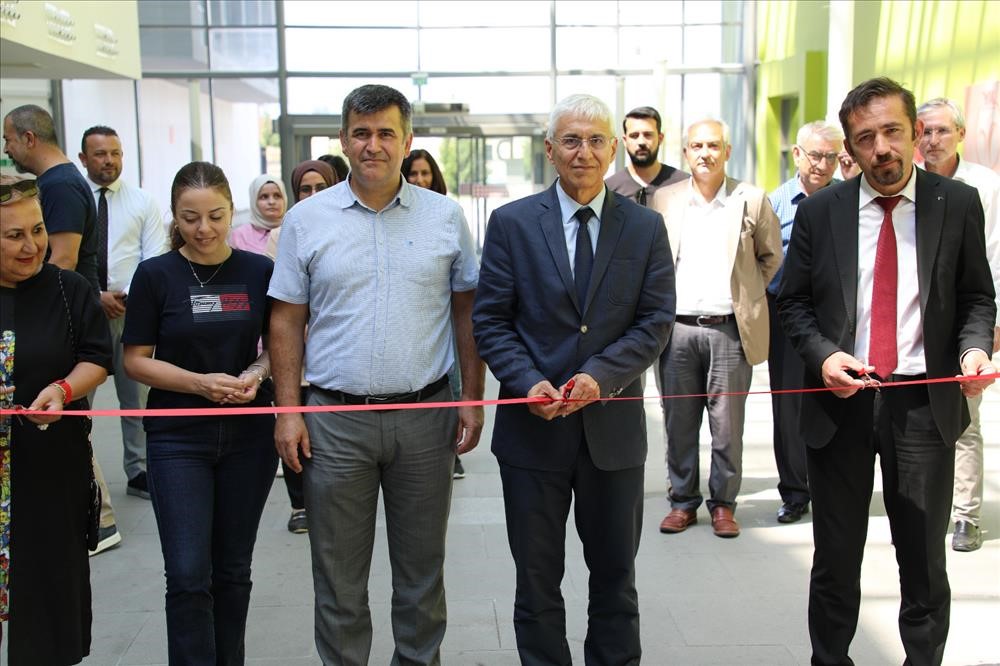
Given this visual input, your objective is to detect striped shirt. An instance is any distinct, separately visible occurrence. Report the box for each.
[767,176,807,294]
[268,179,479,394]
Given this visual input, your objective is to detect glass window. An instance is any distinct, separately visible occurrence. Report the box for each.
[555,27,618,69]
[287,77,417,114]
[554,1,616,25]
[285,28,418,72]
[419,1,549,27]
[138,0,206,26]
[420,28,550,72]
[420,76,551,114]
[618,27,682,68]
[556,75,616,111]
[684,0,723,23]
[618,1,684,25]
[209,0,275,26]
[139,28,209,71]
[682,25,723,66]
[209,28,278,71]
[282,1,418,27]
[623,74,684,165]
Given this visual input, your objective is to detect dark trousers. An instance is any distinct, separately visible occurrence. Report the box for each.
[766,292,809,505]
[499,445,644,666]
[147,415,277,666]
[807,384,954,666]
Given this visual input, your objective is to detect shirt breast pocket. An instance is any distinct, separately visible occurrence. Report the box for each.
[607,259,638,306]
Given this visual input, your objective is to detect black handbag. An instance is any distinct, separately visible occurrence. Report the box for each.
[57,270,102,550]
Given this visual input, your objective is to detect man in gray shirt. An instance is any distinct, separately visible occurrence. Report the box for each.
[268,84,484,665]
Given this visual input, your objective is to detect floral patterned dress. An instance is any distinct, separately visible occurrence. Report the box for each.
[0,329,13,621]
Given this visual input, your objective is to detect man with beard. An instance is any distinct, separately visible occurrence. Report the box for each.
[778,78,995,664]
[79,125,168,503]
[606,106,688,206]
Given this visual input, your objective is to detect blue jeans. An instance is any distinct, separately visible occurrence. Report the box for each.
[147,415,277,666]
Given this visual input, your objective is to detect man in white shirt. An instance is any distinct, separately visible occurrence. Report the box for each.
[917,97,1000,552]
[79,125,168,500]
[650,119,782,538]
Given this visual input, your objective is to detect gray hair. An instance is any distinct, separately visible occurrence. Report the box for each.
[796,120,844,146]
[4,104,58,145]
[546,94,614,140]
[917,97,966,131]
[341,84,412,135]
[682,117,730,147]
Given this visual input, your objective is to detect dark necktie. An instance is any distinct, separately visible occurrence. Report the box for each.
[97,187,109,291]
[574,206,595,307]
[869,195,902,379]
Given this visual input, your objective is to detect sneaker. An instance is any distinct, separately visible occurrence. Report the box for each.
[89,525,122,557]
[287,509,308,534]
[453,456,466,479]
[127,471,151,500]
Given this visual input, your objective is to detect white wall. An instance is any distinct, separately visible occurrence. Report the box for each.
[62,79,141,186]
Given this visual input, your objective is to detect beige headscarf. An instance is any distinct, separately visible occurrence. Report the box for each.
[248,174,287,231]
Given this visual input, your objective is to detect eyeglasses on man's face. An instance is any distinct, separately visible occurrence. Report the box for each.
[555,135,610,151]
[797,146,839,165]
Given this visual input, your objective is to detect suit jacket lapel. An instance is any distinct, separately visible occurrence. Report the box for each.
[914,169,945,315]
[538,184,580,312]
[585,191,625,312]
[832,178,860,343]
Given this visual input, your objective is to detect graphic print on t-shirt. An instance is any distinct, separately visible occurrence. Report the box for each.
[189,285,251,322]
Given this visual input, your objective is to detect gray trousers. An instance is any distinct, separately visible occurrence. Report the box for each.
[952,394,983,525]
[658,319,752,511]
[108,315,149,480]
[304,385,457,666]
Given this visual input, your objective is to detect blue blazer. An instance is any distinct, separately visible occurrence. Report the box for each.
[473,184,676,472]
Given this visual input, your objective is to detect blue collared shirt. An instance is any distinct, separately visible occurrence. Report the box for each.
[767,175,807,294]
[555,179,605,278]
[268,178,479,394]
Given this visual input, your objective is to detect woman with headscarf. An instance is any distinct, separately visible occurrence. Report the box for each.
[264,159,337,261]
[229,174,287,255]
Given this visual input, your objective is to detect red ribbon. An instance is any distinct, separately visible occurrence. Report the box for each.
[2,372,997,419]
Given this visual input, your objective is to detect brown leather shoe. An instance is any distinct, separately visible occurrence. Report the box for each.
[710,506,740,538]
[659,508,697,534]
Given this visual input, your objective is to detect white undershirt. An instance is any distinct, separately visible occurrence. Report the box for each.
[854,168,925,375]
[675,179,733,315]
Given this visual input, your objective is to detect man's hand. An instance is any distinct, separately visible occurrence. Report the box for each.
[100,290,127,319]
[557,373,601,416]
[958,349,997,397]
[455,403,484,454]
[526,380,563,421]
[820,351,873,399]
[275,413,311,473]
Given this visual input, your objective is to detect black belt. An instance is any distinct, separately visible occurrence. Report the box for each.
[318,375,449,406]
[676,314,733,327]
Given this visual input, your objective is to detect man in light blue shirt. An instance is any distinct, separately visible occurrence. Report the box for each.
[767,120,843,524]
[268,85,484,665]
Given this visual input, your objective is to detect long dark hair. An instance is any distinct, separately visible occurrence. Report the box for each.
[401,149,447,195]
[169,162,234,250]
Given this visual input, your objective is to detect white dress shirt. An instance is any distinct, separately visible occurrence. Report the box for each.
[952,156,1000,326]
[854,168,924,375]
[675,178,733,315]
[555,179,605,278]
[88,177,169,293]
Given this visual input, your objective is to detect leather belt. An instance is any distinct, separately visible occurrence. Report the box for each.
[675,314,733,327]
[317,375,449,406]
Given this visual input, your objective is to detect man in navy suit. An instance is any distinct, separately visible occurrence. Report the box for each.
[473,94,675,665]
[778,78,996,665]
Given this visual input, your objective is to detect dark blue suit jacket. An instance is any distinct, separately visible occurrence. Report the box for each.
[473,184,676,472]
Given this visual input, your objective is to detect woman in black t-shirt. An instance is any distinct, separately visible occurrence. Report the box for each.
[122,162,277,665]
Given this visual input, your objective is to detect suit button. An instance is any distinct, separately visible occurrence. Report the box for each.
[580,325,588,334]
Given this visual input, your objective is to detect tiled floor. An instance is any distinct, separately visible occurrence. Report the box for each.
[5,367,998,665]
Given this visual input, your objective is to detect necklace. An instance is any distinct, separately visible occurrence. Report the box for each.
[185,254,228,288]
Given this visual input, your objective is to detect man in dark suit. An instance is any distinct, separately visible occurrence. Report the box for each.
[473,94,675,665]
[778,78,996,666]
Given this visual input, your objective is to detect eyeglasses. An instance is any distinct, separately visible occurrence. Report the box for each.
[0,180,39,204]
[555,136,610,151]
[298,184,327,196]
[921,127,955,139]
[797,146,839,165]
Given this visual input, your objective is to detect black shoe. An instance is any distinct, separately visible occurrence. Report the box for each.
[777,501,809,524]
[89,525,122,556]
[287,509,308,534]
[453,457,466,479]
[952,520,982,552]
[127,471,151,500]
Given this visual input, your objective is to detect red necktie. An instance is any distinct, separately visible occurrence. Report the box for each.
[869,195,902,379]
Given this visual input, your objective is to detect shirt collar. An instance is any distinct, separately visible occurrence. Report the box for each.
[687,176,727,206]
[87,176,122,194]
[859,165,917,210]
[336,174,406,212]
[555,179,606,224]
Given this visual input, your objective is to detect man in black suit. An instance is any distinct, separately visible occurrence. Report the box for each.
[778,78,996,666]
[473,94,675,665]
